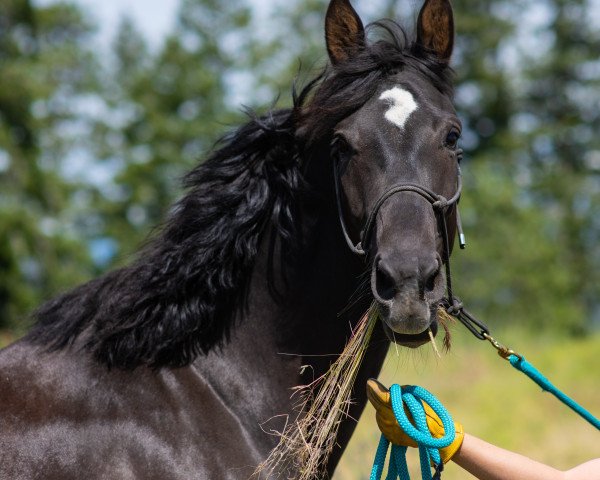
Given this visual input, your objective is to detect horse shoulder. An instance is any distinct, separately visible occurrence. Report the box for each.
[0,341,260,479]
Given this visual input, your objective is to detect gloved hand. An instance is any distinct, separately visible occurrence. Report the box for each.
[366,378,465,464]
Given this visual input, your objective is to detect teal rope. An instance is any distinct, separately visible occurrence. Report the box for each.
[508,355,600,430]
[369,436,391,480]
[370,385,455,480]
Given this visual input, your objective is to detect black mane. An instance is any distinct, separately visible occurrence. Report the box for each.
[26,20,453,369]
[27,109,302,369]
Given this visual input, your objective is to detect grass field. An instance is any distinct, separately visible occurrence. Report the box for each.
[0,330,17,349]
[334,326,600,479]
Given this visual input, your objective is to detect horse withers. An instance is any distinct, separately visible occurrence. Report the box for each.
[0,1,462,478]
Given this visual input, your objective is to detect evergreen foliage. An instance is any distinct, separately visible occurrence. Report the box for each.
[0,0,98,330]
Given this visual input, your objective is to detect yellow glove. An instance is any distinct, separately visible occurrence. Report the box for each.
[366,379,464,464]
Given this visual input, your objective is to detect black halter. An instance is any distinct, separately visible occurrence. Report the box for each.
[331,153,501,343]
[332,152,466,304]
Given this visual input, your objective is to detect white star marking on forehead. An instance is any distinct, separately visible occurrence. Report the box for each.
[379,87,418,129]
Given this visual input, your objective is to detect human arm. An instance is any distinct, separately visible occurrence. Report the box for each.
[366,379,600,480]
[454,433,600,480]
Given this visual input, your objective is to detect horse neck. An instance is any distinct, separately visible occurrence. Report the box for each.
[192,164,369,395]
[190,149,388,468]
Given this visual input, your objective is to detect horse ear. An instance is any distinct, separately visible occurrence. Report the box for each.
[325,0,365,65]
[416,0,454,62]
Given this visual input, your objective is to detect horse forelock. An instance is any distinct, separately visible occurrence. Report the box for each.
[295,19,454,148]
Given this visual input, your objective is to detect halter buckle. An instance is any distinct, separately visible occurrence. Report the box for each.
[483,333,522,361]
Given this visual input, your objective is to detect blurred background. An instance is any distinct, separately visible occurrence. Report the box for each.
[1,0,599,477]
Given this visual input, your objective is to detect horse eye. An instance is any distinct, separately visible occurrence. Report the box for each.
[333,137,354,160]
[445,130,460,149]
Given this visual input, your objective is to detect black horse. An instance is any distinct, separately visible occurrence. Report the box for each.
[0,0,462,478]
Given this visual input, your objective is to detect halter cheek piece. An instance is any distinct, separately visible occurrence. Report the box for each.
[332,150,466,305]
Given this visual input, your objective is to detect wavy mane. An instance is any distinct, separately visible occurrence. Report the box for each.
[26,20,452,369]
[26,109,302,369]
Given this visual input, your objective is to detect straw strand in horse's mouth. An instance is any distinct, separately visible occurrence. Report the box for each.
[438,306,455,351]
[382,302,454,352]
[253,304,379,480]
[254,303,454,480]
[339,270,372,316]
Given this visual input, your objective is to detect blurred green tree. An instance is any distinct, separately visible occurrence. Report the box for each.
[519,0,600,333]
[0,0,98,331]
[90,0,254,263]
[451,0,600,334]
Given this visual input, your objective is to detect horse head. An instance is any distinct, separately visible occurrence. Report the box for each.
[311,0,460,348]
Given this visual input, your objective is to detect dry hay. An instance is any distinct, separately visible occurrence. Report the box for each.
[253,304,453,479]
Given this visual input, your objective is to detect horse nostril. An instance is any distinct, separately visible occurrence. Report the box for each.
[375,261,396,302]
[425,272,436,292]
[424,260,441,293]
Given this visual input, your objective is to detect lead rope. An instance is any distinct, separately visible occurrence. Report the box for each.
[370,385,455,480]
[439,212,600,432]
[443,300,600,431]
[441,264,600,428]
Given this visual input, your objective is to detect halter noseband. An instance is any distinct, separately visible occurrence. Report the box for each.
[332,153,466,303]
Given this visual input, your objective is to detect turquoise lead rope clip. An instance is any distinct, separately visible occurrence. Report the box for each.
[369,385,455,480]
[508,354,600,430]
[448,303,600,431]
[483,332,600,431]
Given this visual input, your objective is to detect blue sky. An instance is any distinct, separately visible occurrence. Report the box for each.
[34,0,303,53]
[36,0,181,50]
[35,0,600,57]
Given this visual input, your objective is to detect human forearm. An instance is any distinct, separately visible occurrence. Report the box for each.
[453,434,600,480]
[564,459,600,480]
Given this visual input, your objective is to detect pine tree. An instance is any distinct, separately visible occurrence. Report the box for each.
[90,0,254,262]
[0,0,98,331]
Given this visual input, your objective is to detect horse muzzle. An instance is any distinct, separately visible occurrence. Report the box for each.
[371,252,444,347]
